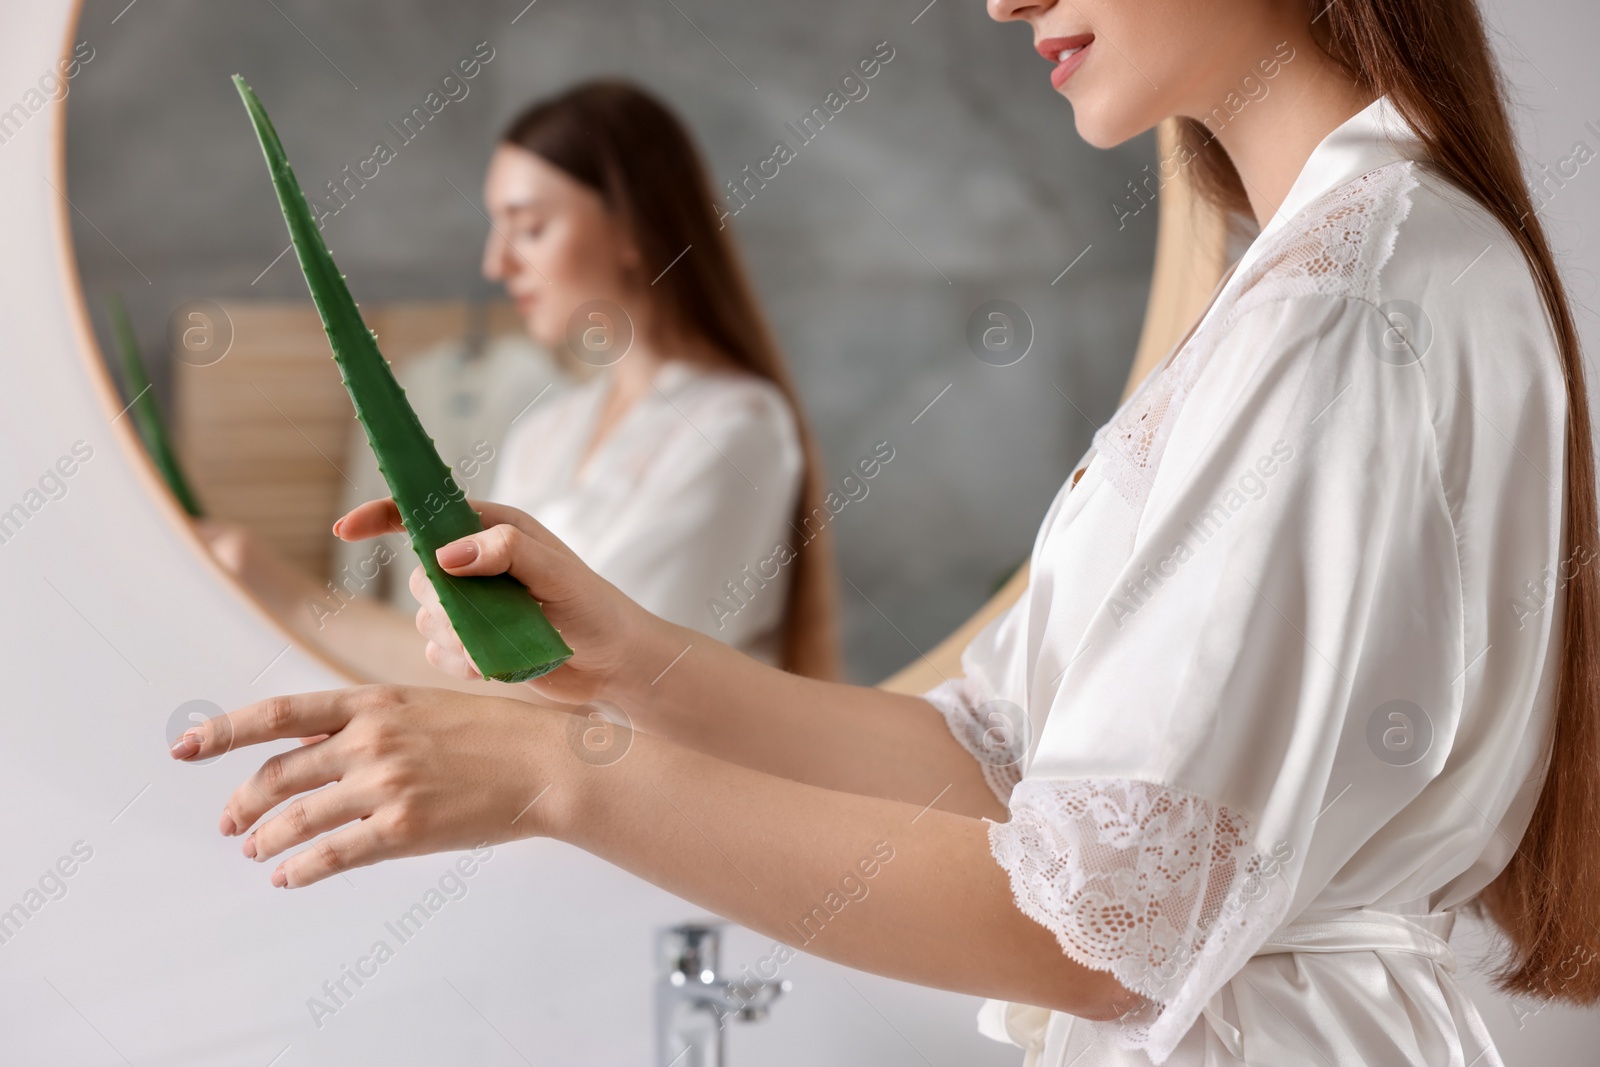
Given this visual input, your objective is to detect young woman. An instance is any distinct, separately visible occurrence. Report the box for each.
[200,80,839,683]
[173,2,1599,1064]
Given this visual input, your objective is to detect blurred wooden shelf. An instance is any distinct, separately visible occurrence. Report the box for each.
[173,299,526,578]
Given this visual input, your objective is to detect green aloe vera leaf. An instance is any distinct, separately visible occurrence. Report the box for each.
[232,74,573,683]
[106,292,205,518]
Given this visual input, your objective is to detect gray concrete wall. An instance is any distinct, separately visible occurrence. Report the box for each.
[64,0,1158,684]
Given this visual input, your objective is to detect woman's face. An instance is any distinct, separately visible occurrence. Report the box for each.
[986,0,1299,148]
[480,143,642,349]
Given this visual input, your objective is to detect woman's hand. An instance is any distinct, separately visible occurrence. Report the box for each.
[332,498,654,707]
[163,677,1132,1020]
[195,518,324,619]
[194,518,257,577]
[169,684,568,888]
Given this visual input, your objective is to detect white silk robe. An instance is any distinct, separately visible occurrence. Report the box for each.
[923,95,1570,1065]
[490,358,805,666]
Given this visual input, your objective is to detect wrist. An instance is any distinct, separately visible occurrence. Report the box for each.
[531,703,644,852]
[609,610,694,708]
[527,706,591,844]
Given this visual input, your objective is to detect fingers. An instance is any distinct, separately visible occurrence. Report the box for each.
[220,731,348,841]
[335,497,551,547]
[273,819,391,888]
[197,520,248,573]
[337,496,569,575]
[410,566,480,679]
[239,777,375,868]
[169,688,364,763]
[423,634,482,680]
[433,521,573,604]
[332,498,405,541]
[409,563,440,607]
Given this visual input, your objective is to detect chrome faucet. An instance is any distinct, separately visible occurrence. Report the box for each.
[656,922,789,1067]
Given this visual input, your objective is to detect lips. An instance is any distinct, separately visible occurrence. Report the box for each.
[1036,34,1094,90]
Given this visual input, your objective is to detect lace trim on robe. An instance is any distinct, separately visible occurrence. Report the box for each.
[990,777,1297,1060]
[1091,159,1419,513]
[921,675,1024,805]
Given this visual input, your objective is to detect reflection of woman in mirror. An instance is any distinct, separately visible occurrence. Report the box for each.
[202,80,839,687]
[177,3,1600,1065]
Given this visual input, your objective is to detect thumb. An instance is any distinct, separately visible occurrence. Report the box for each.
[433,523,575,602]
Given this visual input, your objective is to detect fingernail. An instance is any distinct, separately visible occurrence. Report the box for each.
[219,807,237,836]
[436,540,478,568]
[242,834,257,860]
[170,730,201,760]
[272,866,288,888]
[331,517,346,538]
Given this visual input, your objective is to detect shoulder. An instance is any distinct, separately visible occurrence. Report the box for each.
[1388,167,1566,435]
[644,365,807,496]
[1223,161,1565,427]
[1234,159,1544,321]
[1195,162,1567,572]
[674,365,802,449]
[1375,164,1560,371]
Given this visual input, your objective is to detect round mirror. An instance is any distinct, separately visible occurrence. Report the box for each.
[63,0,1184,690]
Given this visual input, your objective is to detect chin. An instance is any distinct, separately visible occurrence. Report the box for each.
[1066,88,1156,150]
[521,311,557,349]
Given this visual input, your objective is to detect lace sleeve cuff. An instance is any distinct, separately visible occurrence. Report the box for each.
[988,777,1297,1062]
[919,676,1024,805]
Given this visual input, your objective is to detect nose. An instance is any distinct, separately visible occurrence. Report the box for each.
[986,0,1054,22]
[481,226,510,284]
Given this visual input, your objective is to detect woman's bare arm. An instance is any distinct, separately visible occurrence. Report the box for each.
[606,615,1006,820]
[190,686,1137,1022]
[346,497,1005,817]
[557,719,1132,1019]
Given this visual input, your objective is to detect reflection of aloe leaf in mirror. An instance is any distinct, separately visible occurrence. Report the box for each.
[231,74,574,683]
[106,292,205,518]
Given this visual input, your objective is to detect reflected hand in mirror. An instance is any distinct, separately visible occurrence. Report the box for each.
[194,518,323,622]
[192,512,542,700]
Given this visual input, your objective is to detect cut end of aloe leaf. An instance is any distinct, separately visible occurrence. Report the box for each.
[234,74,574,683]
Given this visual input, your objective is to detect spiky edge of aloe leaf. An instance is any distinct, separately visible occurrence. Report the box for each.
[106,292,205,518]
[232,74,572,682]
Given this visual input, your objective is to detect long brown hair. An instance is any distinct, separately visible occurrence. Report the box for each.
[499,80,840,680]
[1175,0,1600,1005]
